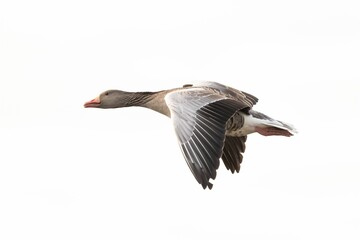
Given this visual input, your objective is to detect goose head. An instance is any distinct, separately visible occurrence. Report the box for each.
[84,90,134,109]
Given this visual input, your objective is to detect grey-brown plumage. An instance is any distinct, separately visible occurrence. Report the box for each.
[84,81,296,189]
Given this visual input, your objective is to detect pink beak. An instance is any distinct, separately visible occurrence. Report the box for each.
[84,96,100,108]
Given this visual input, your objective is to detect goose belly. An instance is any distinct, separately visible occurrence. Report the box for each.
[225,112,264,137]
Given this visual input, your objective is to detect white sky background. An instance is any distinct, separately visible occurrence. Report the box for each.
[1,0,360,239]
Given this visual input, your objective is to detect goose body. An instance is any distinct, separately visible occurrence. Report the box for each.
[84,81,296,189]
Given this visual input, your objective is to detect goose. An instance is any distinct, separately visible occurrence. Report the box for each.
[84,81,296,189]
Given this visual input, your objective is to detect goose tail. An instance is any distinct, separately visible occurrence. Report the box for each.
[250,110,297,137]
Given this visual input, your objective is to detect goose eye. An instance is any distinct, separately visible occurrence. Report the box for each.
[105,92,109,96]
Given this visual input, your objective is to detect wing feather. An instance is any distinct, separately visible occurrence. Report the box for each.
[190,81,258,107]
[221,136,247,173]
[165,89,248,189]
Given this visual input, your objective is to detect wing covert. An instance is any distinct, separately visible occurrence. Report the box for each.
[190,81,259,107]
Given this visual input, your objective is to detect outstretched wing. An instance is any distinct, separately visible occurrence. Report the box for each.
[165,88,249,189]
[187,81,259,108]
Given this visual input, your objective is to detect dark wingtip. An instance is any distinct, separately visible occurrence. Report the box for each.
[201,181,213,190]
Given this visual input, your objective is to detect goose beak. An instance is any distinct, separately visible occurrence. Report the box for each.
[84,96,101,108]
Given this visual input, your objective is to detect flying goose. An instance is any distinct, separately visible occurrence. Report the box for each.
[84,81,296,189]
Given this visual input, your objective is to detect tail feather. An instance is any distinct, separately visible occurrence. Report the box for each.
[255,126,293,137]
[249,110,297,136]
[263,120,298,135]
